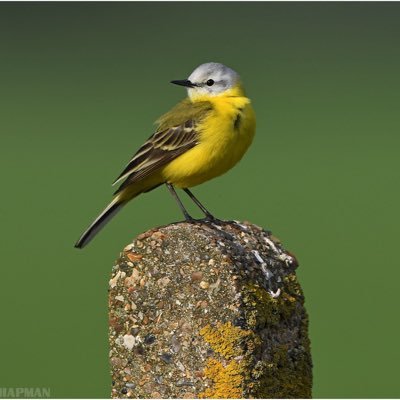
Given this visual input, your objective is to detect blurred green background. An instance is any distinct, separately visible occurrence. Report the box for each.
[1,2,399,398]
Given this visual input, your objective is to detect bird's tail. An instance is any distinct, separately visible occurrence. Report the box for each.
[75,197,126,249]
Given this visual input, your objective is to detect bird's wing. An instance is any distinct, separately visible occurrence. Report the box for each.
[112,99,212,194]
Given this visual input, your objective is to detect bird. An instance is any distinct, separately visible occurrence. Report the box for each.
[75,62,256,248]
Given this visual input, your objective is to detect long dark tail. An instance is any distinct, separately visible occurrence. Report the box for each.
[75,198,125,249]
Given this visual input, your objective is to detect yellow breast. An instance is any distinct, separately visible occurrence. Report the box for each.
[162,90,256,188]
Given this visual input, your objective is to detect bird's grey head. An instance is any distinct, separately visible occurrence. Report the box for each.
[171,62,241,98]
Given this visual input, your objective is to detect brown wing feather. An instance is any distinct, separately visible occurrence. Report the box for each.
[113,121,199,195]
[112,99,212,195]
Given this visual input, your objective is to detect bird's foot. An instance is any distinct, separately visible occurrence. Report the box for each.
[204,212,218,222]
[184,214,196,223]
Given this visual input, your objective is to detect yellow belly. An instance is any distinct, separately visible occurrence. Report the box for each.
[161,97,256,188]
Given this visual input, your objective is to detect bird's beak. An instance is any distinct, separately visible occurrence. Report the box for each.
[170,79,196,88]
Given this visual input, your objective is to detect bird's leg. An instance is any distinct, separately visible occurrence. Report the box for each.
[166,183,193,221]
[183,188,216,221]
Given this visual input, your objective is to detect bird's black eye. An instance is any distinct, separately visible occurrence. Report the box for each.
[206,79,214,86]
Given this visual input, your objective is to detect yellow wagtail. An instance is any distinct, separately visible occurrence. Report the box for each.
[75,62,256,248]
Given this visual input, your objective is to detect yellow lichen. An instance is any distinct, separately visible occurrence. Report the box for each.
[198,279,312,399]
[199,321,251,359]
[200,359,243,399]
[243,281,300,329]
[241,282,312,398]
[199,322,254,398]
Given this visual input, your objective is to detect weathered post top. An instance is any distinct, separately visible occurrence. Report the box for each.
[109,220,312,398]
